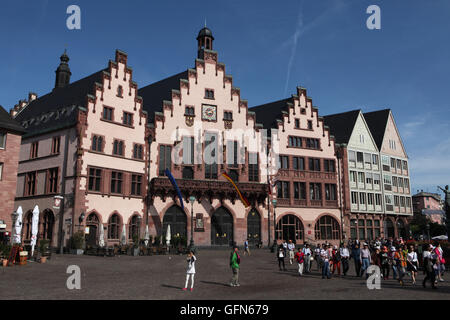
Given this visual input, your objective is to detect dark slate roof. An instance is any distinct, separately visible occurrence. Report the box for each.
[197,27,214,40]
[363,109,390,150]
[137,70,188,123]
[0,105,26,134]
[14,69,105,137]
[412,192,441,202]
[322,110,360,144]
[249,98,291,131]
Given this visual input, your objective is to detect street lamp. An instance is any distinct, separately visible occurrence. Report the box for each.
[426,223,430,241]
[272,199,277,242]
[335,145,344,242]
[189,195,196,251]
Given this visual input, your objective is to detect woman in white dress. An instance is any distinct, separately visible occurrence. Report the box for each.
[183,250,196,292]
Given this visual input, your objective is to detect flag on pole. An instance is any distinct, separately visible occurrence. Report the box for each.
[165,169,184,210]
[221,172,250,208]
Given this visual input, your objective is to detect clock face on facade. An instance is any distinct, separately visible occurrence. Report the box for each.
[202,104,217,121]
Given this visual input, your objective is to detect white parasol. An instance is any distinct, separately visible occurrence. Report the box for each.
[166,224,171,247]
[98,224,105,247]
[144,225,150,246]
[432,235,448,240]
[121,224,127,246]
[13,206,23,244]
[30,205,40,257]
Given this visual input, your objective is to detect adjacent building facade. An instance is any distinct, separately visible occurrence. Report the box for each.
[0,105,26,240]
[412,191,445,225]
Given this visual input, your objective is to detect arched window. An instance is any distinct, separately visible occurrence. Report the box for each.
[276,214,304,243]
[128,215,141,240]
[42,210,55,241]
[117,85,123,97]
[315,215,340,240]
[163,206,187,238]
[108,214,120,239]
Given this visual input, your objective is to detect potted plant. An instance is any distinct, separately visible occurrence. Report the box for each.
[70,231,85,255]
[0,244,11,267]
[39,239,50,263]
[132,235,140,256]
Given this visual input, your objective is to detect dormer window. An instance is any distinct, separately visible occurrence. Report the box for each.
[205,89,214,99]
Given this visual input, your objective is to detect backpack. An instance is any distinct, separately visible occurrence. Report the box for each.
[236,253,241,264]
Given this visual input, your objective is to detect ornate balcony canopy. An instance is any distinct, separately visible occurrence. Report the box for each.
[150,177,267,207]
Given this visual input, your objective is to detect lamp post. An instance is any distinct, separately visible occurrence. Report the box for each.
[78,212,85,231]
[272,199,277,242]
[335,146,344,242]
[426,223,430,241]
[189,195,196,251]
[10,211,18,246]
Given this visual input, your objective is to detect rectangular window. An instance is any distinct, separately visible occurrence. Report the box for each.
[293,157,305,171]
[309,158,321,171]
[279,155,289,169]
[382,155,390,166]
[47,168,58,194]
[51,136,60,154]
[397,159,402,169]
[372,154,378,165]
[358,172,365,183]
[183,137,195,165]
[30,141,39,159]
[307,120,313,130]
[404,178,409,189]
[102,106,113,121]
[224,111,233,120]
[185,106,195,116]
[356,152,363,163]
[364,153,371,164]
[324,159,335,172]
[400,196,406,207]
[394,195,400,206]
[113,140,124,156]
[385,194,393,205]
[25,172,37,196]
[293,182,306,199]
[277,181,290,199]
[123,112,133,126]
[295,119,300,128]
[390,157,396,168]
[306,138,320,149]
[159,145,172,176]
[0,162,3,180]
[205,89,214,99]
[248,153,259,182]
[366,172,373,185]
[373,173,381,185]
[350,171,357,183]
[226,140,238,167]
[91,135,103,152]
[88,168,102,192]
[131,174,142,196]
[359,192,366,205]
[310,183,322,200]
[325,184,337,200]
[375,194,382,206]
[383,175,392,185]
[392,176,398,187]
[288,136,302,148]
[351,192,358,204]
[402,160,408,170]
[367,193,374,205]
[348,150,356,164]
[0,132,6,149]
[110,171,123,194]
[406,197,411,208]
[204,133,218,179]
[133,144,144,160]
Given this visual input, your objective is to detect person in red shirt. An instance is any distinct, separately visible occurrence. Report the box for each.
[294,248,305,276]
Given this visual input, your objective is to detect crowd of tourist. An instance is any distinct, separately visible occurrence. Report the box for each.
[276,237,446,289]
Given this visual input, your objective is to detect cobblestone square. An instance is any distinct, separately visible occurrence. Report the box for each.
[1,249,449,300]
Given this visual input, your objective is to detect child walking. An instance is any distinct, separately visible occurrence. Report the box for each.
[183,250,196,292]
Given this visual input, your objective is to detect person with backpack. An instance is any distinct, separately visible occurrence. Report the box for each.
[183,250,196,292]
[393,246,406,285]
[277,246,287,271]
[331,245,341,276]
[230,246,241,287]
[294,248,305,276]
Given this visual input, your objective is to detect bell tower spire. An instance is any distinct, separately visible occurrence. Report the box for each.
[197,26,214,59]
[54,49,72,89]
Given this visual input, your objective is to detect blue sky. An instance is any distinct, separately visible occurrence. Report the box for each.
[1,0,449,198]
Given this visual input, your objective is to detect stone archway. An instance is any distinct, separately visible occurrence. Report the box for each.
[276,214,304,244]
[247,208,261,247]
[162,205,187,239]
